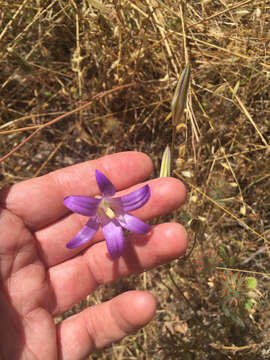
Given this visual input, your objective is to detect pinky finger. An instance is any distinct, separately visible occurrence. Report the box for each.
[57,291,157,360]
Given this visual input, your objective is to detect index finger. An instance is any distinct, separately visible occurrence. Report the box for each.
[0,152,153,230]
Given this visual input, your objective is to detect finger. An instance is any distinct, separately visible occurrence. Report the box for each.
[38,177,186,266]
[57,291,156,360]
[0,152,153,230]
[49,222,188,315]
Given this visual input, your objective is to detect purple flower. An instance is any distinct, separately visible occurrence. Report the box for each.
[64,170,151,259]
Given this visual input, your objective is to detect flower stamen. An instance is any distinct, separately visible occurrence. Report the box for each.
[99,198,115,219]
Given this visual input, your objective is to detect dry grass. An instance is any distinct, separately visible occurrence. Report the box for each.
[1,0,270,359]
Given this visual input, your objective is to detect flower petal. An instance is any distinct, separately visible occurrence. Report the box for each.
[95,169,116,197]
[102,216,125,259]
[66,217,99,249]
[109,185,150,212]
[117,213,151,234]
[64,195,101,216]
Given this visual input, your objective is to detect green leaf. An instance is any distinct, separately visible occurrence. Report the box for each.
[244,298,253,311]
[246,276,257,290]
[218,245,227,261]
[180,211,191,224]
[229,256,235,266]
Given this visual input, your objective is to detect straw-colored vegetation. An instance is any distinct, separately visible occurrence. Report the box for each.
[1,0,270,359]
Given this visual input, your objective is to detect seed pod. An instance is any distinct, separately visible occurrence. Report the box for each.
[171,65,190,125]
[160,145,171,177]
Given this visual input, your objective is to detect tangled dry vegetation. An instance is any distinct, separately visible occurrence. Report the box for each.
[1,0,270,359]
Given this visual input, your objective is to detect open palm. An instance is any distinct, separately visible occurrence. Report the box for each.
[0,152,187,360]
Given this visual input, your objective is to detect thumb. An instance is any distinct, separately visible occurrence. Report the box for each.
[57,290,157,360]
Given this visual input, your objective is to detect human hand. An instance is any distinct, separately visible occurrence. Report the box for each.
[0,151,187,360]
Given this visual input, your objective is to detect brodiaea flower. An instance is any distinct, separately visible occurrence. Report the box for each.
[64,170,151,259]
